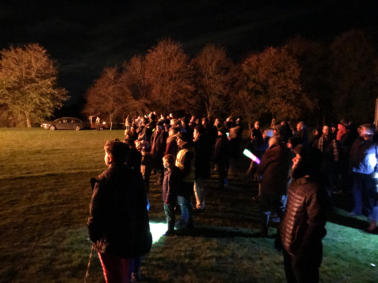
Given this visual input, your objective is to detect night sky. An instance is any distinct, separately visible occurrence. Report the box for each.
[0,0,377,117]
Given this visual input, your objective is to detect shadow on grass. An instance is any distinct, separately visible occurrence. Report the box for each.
[328,192,370,231]
[173,225,279,239]
[328,209,369,231]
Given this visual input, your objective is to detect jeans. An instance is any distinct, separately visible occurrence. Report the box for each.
[352,173,375,215]
[177,195,193,228]
[163,203,176,231]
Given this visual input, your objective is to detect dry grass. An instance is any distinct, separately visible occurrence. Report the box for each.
[0,128,377,282]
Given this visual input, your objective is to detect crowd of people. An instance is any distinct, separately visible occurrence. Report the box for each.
[87,112,378,283]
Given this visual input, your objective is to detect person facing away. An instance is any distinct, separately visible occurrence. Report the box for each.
[150,123,167,185]
[87,140,152,283]
[256,136,291,236]
[175,132,195,230]
[280,144,328,283]
[193,125,211,211]
[213,125,230,189]
[349,124,377,219]
[165,126,179,158]
[162,154,181,235]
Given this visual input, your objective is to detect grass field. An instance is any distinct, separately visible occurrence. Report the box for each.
[0,128,377,283]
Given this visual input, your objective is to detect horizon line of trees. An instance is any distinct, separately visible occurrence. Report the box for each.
[83,29,378,127]
[0,28,377,128]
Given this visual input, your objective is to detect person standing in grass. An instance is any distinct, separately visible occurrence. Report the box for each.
[193,125,211,211]
[349,124,377,218]
[280,144,328,283]
[213,125,230,190]
[256,136,291,236]
[162,154,181,235]
[175,132,195,230]
[87,140,152,283]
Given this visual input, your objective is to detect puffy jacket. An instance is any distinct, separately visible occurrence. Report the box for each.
[87,165,152,258]
[280,176,327,256]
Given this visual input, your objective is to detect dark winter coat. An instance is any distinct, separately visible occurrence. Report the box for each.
[193,135,211,179]
[250,128,265,156]
[280,176,327,256]
[162,166,181,204]
[257,144,291,195]
[87,164,152,258]
[229,125,242,158]
[150,129,167,164]
[165,135,179,157]
[213,134,229,164]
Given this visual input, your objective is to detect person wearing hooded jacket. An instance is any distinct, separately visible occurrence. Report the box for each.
[87,140,152,283]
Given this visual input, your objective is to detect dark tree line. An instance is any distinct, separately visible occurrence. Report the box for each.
[1,29,376,127]
[83,29,378,126]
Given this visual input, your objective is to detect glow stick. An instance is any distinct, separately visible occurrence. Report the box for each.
[243,148,261,164]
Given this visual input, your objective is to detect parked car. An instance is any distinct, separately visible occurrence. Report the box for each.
[41,117,84,131]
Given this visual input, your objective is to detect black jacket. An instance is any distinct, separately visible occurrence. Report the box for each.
[194,135,211,179]
[280,176,327,256]
[213,134,229,164]
[257,144,291,195]
[87,164,152,258]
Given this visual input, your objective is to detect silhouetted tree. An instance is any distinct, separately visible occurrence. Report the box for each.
[119,55,151,114]
[235,47,314,122]
[191,44,235,118]
[283,37,328,124]
[329,29,378,124]
[83,66,143,127]
[0,43,68,127]
[144,39,195,113]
